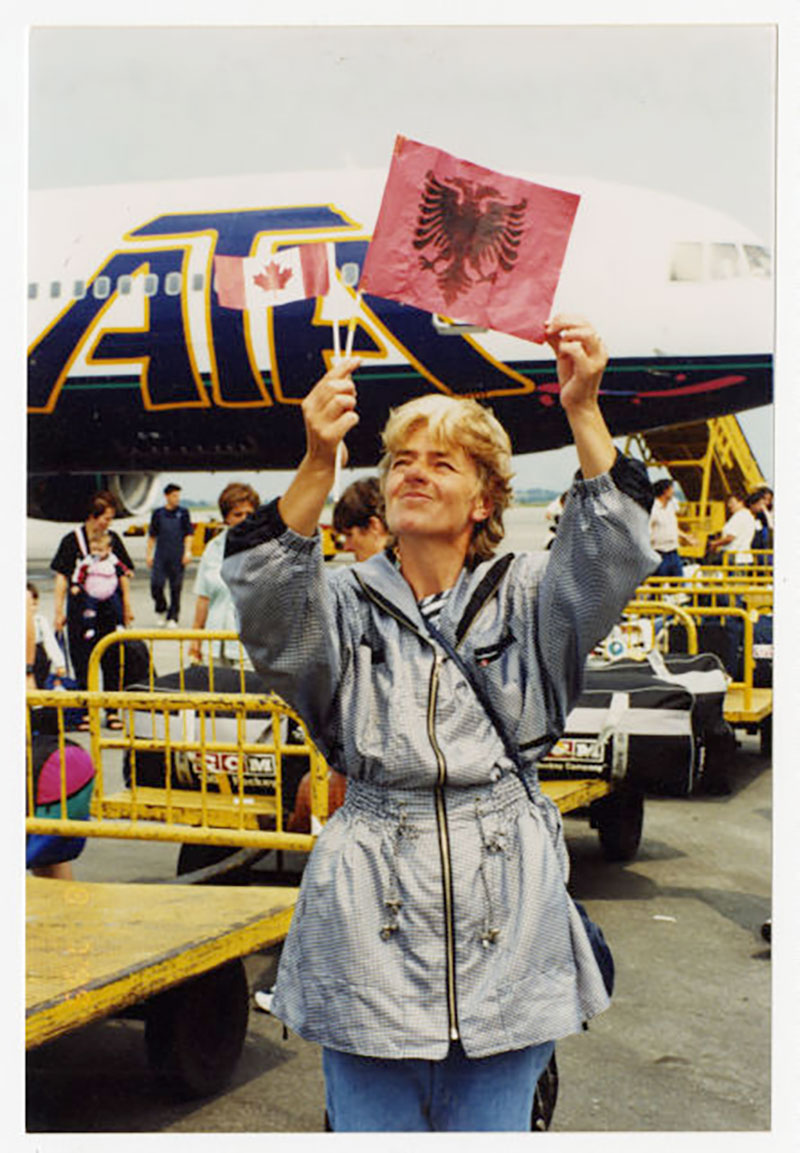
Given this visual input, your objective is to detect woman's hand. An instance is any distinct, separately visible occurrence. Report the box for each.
[544,314,614,479]
[300,357,361,470]
[544,315,608,413]
[279,358,361,537]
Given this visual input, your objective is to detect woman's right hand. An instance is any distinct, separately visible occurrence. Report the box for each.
[301,357,361,470]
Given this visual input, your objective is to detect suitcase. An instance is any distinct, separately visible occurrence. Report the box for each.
[540,652,734,795]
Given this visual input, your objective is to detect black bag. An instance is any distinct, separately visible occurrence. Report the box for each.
[543,652,734,795]
[543,663,697,795]
[103,637,154,690]
[575,900,614,996]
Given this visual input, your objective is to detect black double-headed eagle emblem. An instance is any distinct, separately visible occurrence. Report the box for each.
[412,169,528,306]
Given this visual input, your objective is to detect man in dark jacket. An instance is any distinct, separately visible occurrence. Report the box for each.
[146,483,193,626]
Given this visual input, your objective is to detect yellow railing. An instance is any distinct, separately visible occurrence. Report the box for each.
[620,600,699,655]
[26,630,331,852]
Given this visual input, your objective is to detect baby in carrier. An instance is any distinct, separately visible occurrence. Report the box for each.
[73,530,132,639]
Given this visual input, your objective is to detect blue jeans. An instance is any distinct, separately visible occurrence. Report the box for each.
[322,1039,555,1131]
[655,549,684,577]
[151,554,185,621]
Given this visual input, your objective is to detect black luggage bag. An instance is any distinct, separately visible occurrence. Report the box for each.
[539,652,734,796]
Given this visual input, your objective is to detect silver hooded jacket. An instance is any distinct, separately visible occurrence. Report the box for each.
[223,454,658,1059]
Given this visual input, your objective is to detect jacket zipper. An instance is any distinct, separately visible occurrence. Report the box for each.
[428,650,460,1042]
[353,573,460,1042]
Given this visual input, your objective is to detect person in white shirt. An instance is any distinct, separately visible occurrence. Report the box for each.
[188,482,260,666]
[648,479,696,575]
[26,582,67,687]
[709,494,757,565]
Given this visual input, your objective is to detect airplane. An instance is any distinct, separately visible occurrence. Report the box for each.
[27,169,773,521]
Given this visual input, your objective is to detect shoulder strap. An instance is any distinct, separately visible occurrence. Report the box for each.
[422,612,536,803]
[455,552,514,644]
[74,527,88,557]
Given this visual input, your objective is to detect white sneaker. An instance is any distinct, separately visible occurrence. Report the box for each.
[253,988,275,1013]
[166,620,178,629]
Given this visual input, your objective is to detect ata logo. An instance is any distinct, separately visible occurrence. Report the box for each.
[27,203,536,417]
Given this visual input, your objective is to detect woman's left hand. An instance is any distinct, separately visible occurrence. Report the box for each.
[544,315,608,412]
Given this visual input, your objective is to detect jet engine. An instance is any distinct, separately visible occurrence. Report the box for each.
[27,473,161,522]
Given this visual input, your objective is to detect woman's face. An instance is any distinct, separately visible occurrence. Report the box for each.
[384,426,489,548]
[88,506,115,534]
[224,500,256,527]
[342,518,387,563]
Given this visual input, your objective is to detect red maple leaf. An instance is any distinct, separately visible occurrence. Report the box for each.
[253,261,293,292]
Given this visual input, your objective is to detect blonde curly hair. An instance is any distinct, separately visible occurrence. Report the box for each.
[378,394,514,566]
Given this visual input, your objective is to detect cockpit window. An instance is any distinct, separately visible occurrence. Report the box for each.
[709,243,740,279]
[669,242,703,282]
[743,245,772,278]
[670,241,772,283]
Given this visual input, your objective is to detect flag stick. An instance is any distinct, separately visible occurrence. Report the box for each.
[333,262,361,503]
[345,292,362,358]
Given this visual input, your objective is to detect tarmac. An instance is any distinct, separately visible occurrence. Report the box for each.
[24,507,775,1135]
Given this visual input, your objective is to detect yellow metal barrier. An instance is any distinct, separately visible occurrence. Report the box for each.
[27,630,331,852]
[638,577,773,614]
[621,600,699,655]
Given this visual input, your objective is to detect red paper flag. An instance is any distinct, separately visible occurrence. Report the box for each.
[361,136,580,343]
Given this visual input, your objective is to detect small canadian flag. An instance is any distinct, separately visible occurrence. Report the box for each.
[213,243,330,310]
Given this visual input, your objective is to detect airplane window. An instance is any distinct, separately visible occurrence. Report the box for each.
[191,273,204,292]
[73,280,86,299]
[93,276,111,300]
[743,245,772,278]
[144,274,159,297]
[28,283,38,300]
[709,243,740,280]
[50,281,61,299]
[165,272,182,296]
[117,275,133,296]
[669,242,703,282]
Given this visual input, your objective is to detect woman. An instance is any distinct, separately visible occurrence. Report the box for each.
[50,490,135,730]
[332,475,390,562]
[223,316,658,1131]
[187,482,260,666]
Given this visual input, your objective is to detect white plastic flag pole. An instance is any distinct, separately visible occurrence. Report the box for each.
[345,292,362,358]
[333,262,361,501]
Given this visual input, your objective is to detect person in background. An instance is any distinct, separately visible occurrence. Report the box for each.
[188,482,260,666]
[27,582,67,688]
[543,491,567,550]
[648,478,696,576]
[50,491,135,730]
[332,476,390,562]
[147,483,193,627]
[26,586,96,879]
[223,316,658,1131]
[750,486,773,562]
[709,493,757,566]
[26,584,38,693]
[74,530,132,641]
